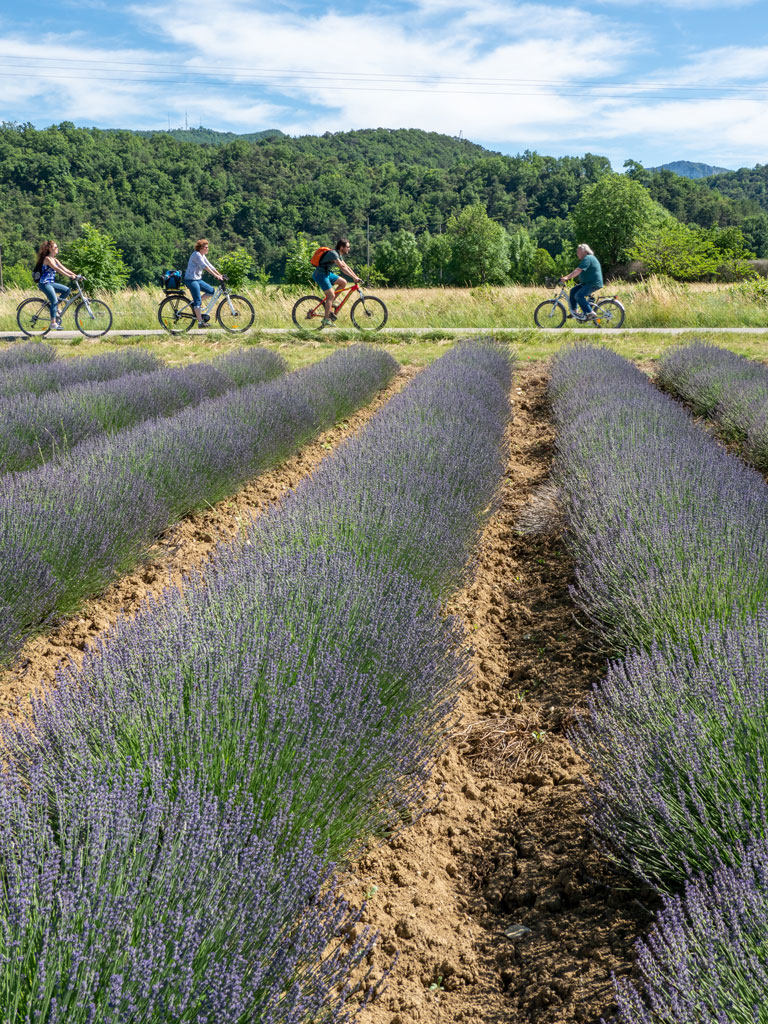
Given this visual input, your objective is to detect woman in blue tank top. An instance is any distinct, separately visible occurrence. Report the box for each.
[33,240,79,329]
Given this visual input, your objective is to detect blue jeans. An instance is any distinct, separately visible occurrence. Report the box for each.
[570,284,595,317]
[38,281,70,319]
[184,278,215,309]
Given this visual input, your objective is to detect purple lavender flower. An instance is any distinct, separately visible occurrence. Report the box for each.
[0,759,374,1023]
[551,344,768,654]
[0,340,55,370]
[0,344,397,664]
[0,347,286,474]
[574,606,768,890]
[0,339,513,1021]
[0,348,161,399]
[610,840,768,1023]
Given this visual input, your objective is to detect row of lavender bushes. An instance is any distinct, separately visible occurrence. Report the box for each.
[658,339,768,469]
[0,340,514,1021]
[0,340,56,371]
[0,347,286,474]
[0,344,398,665]
[0,346,161,399]
[550,345,768,1021]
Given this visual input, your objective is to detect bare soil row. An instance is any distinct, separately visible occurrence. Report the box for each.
[349,365,650,1024]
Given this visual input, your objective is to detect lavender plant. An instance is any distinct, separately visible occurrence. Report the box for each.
[0,344,397,663]
[655,340,763,418]
[575,607,768,889]
[0,340,55,370]
[6,339,512,857]
[0,759,373,1024]
[611,841,768,1023]
[0,347,160,399]
[0,339,513,1020]
[657,340,768,470]
[550,345,768,655]
[0,347,286,474]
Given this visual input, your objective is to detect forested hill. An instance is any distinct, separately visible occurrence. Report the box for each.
[0,122,612,283]
[1,121,766,284]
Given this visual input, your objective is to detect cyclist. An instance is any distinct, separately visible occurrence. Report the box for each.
[184,239,224,328]
[33,241,79,330]
[561,243,603,321]
[312,238,361,327]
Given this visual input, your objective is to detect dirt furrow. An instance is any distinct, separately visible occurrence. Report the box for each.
[347,364,650,1024]
[0,364,418,715]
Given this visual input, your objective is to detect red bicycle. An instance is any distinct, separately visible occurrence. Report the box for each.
[291,281,388,332]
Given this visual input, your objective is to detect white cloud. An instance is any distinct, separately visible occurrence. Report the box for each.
[3,1,768,167]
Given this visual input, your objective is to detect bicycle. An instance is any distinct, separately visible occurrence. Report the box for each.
[533,277,625,329]
[291,281,388,332]
[16,277,113,338]
[157,277,255,334]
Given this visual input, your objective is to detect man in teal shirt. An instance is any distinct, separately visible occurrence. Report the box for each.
[561,244,603,320]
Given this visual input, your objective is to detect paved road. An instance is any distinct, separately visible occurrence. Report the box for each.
[2,326,768,341]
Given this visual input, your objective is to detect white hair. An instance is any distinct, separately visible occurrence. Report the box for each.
[577,243,594,255]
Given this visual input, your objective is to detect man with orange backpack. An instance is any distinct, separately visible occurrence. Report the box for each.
[311,238,361,327]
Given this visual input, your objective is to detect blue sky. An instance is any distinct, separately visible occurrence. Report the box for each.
[2,0,768,169]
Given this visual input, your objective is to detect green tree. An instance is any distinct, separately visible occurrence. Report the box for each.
[571,174,660,265]
[531,248,557,284]
[419,232,452,285]
[284,232,320,287]
[3,262,34,289]
[508,227,538,283]
[217,247,254,289]
[629,221,754,280]
[373,230,422,286]
[61,223,129,292]
[444,204,510,285]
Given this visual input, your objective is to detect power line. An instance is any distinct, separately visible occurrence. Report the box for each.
[0,68,766,102]
[0,53,767,98]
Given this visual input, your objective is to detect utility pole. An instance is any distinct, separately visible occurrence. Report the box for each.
[0,243,4,292]
[366,216,370,269]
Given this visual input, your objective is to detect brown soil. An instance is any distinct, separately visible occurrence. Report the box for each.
[0,365,419,715]
[345,365,652,1024]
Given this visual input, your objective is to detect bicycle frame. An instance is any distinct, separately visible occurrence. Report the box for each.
[54,278,90,319]
[172,281,240,320]
[307,281,361,317]
[549,279,619,312]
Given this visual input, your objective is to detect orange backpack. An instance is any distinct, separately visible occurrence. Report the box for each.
[310,246,331,267]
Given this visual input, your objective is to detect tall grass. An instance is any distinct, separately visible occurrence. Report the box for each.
[3,277,768,331]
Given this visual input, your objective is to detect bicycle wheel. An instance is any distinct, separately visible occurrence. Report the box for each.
[350,296,388,332]
[291,295,325,330]
[594,299,626,329]
[75,299,112,338]
[158,294,196,334]
[533,300,566,328]
[216,293,255,334]
[16,297,53,337]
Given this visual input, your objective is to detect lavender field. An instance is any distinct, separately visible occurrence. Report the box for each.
[0,339,514,1021]
[551,343,768,1021]
[6,332,768,1023]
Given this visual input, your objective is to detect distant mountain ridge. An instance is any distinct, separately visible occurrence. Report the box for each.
[651,160,733,179]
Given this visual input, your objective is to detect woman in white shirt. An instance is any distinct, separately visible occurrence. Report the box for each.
[184,239,224,328]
